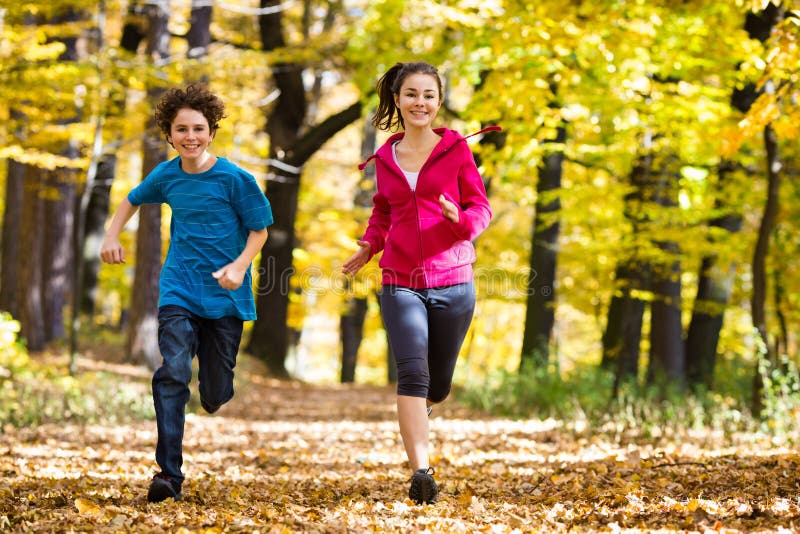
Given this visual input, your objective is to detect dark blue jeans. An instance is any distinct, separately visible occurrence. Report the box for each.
[153,305,243,483]
[379,281,476,402]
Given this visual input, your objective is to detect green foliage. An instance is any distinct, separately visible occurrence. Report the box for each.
[0,312,28,375]
[458,348,800,445]
[601,383,752,445]
[1,369,154,428]
[457,363,615,420]
[756,349,800,442]
[0,313,153,428]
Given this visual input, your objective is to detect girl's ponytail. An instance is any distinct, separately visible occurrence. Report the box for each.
[372,62,405,131]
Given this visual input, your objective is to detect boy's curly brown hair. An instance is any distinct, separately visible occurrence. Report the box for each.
[154,83,226,136]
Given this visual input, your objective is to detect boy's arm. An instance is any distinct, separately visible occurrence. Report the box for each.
[100,198,139,264]
[213,228,269,291]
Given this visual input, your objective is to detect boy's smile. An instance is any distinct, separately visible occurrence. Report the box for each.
[167,107,215,171]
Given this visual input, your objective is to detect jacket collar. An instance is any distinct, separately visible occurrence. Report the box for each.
[358,125,501,170]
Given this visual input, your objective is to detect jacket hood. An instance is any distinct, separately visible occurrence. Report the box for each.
[358,125,501,170]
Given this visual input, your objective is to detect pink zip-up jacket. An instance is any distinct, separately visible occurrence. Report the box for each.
[359,126,498,288]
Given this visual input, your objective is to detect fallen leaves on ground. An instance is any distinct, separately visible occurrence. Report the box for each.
[2,356,800,532]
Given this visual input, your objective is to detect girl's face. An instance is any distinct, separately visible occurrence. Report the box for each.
[394,73,441,129]
[167,108,214,160]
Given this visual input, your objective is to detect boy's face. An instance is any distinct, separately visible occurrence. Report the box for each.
[167,108,214,160]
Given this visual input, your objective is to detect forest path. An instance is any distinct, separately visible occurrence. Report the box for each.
[2,354,800,532]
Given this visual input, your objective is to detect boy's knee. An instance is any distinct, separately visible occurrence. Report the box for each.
[155,358,192,385]
[199,385,234,413]
[200,397,223,414]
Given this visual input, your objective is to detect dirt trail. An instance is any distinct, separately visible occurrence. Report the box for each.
[2,356,800,532]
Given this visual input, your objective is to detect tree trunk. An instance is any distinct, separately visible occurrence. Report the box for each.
[340,115,376,383]
[80,2,145,319]
[23,7,82,347]
[80,155,115,316]
[0,158,25,316]
[751,121,781,412]
[248,0,363,376]
[127,2,169,370]
[603,262,649,389]
[127,136,165,371]
[685,162,743,390]
[772,266,789,358]
[17,166,46,351]
[686,6,774,392]
[44,8,82,342]
[646,161,685,390]
[120,0,147,52]
[340,294,368,383]
[519,117,565,371]
[602,155,654,390]
[187,1,212,59]
[685,255,735,388]
[43,165,77,344]
[251,176,298,377]
[249,101,363,375]
[745,4,784,415]
[647,252,684,388]
[247,1,307,377]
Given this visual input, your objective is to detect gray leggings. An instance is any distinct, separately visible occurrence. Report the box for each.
[379,281,476,402]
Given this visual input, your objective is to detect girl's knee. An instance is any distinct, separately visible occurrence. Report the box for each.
[396,362,430,398]
[428,383,452,404]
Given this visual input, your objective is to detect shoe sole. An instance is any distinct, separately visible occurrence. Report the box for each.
[147,490,182,503]
[409,474,438,504]
[147,479,182,503]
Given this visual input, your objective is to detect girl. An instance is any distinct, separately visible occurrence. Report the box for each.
[343,62,496,504]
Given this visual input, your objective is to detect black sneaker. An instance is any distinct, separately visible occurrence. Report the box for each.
[408,467,438,504]
[147,473,182,503]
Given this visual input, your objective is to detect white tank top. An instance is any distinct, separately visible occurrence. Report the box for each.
[392,141,419,190]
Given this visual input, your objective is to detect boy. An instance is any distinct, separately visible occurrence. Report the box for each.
[100,84,273,503]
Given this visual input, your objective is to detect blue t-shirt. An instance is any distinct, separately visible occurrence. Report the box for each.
[128,156,273,320]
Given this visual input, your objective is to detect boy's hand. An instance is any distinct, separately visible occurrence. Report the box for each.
[100,236,126,264]
[213,263,247,290]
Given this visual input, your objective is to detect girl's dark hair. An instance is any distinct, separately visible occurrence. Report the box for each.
[154,83,226,136]
[372,62,443,131]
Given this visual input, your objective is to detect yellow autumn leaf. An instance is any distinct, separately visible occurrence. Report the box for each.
[686,498,701,512]
[458,483,475,506]
[74,497,102,515]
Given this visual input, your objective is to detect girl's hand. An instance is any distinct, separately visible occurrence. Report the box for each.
[342,240,371,275]
[439,194,459,223]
